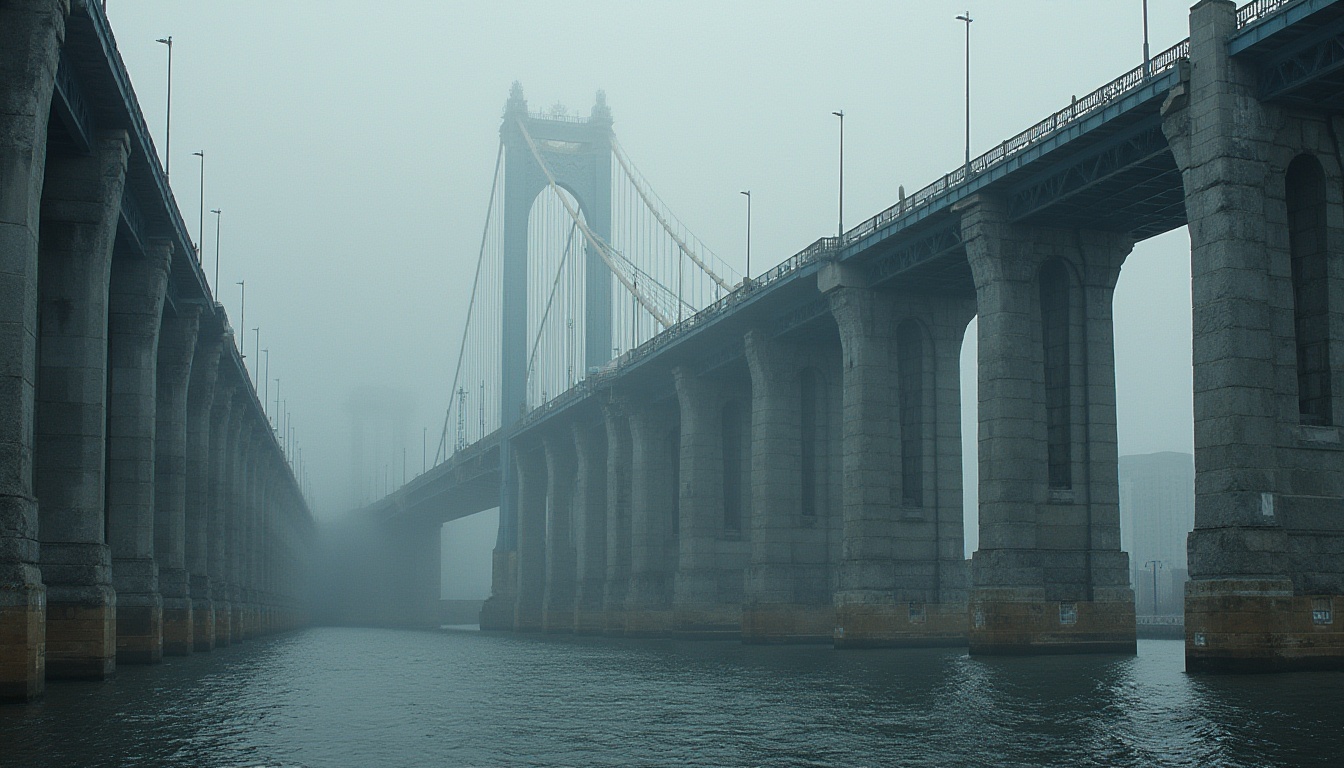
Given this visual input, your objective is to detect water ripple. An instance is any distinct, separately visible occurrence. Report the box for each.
[2,631,1341,767]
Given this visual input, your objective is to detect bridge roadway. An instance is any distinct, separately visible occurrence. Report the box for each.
[363,0,1344,672]
[2,0,314,703]
[369,0,1344,525]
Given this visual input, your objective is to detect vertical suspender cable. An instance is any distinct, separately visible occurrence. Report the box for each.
[436,139,504,464]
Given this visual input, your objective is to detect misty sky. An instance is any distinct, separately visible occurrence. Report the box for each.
[105,2,1197,567]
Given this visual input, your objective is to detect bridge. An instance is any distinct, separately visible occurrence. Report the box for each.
[349,0,1344,672]
[1,0,314,702]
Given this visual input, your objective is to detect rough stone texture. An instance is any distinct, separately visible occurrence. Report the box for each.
[479,549,517,630]
[226,414,252,642]
[185,333,221,651]
[34,129,130,681]
[1163,0,1344,672]
[542,434,577,632]
[958,195,1136,655]
[209,378,238,646]
[571,421,607,634]
[826,280,975,648]
[1,0,68,700]
[106,240,172,665]
[626,402,679,637]
[741,330,841,644]
[602,402,632,635]
[154,307,199,655]
[512,445,546,631]
[671,366,749,638]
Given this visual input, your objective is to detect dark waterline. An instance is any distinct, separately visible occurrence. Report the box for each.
[2,628,1342,767]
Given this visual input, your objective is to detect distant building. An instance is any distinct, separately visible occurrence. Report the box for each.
[1119,452,1194,616]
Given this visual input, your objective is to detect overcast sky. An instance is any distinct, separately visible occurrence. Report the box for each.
[104,2,1197,565]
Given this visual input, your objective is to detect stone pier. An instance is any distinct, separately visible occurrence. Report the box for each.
[1162,0,1344,672]
[542,435,577,632]
[513,446,546,631]
[186,333,222,651]
[672,366,749,639]
[154,307,200,655]
[571,422,607,634]
[35,131,130,679]
[826,270,974,648]
[741,330,840,643]
[959,195,1136,655]
[1,0,69,700]
[626,404,679,637]
[602,403,633,635]
[107,240,173,664]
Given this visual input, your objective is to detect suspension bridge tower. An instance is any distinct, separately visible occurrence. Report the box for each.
[490,84,615,605]
[500,83,614,423]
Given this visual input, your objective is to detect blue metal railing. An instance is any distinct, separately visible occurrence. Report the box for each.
[498,0,1311,439]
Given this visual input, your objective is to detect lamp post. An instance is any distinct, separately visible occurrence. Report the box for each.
[273,379,281,431]
[155,36,173,179]
[192,150,204,261]
[262,349,270,419]
[1142,0,1151,77]
[956,12,973,167]
[210,209,222,292]
[236,280,245,355]
[252,328,260,391]
[740,190,751,286]
[832,110,844,239]
[1146,559,1164,615]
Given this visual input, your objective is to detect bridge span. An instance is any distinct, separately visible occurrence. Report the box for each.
[350,0,1344,673]
[1,0,315,702]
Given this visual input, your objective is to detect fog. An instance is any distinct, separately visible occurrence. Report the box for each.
[104,2,1196,591]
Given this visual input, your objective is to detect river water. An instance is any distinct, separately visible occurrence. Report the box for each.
[2,627,1341,767]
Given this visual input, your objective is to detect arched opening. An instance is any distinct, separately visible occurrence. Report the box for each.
[896,319,926,507]
[799,367,827,517]
[1039,259,1073,490]
[1286,153,1333,426]
[721,399,746,533]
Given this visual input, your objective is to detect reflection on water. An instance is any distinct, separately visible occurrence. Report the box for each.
[2,629,1341,767]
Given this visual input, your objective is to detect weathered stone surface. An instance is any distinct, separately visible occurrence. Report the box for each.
[1163,0,1344,671]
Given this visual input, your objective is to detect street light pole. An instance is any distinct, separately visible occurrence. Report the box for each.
[155,36,173,179]
[740,190,751,285]
[956,12,973,167]
[1142,0,1151,77]
[210,209,222,292]
[1146,559,1163,614]
[252,327,260,391]
[262,348,270,419]
[832,110,844,239]
[192,150,204,261]
[236,281,245,354]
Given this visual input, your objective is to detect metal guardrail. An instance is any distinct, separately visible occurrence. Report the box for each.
[499,0,1309,439]
[526,110,592,125]
[1237,0,1301,27]
[840,37,1191,253]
